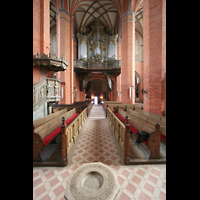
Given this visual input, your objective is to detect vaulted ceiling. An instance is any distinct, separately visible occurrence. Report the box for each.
[74,1,118,30]
[50,0,143,36]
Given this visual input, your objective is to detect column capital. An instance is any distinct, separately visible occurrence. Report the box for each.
[57,8,70,16]
[57,8,70,23]
[120,11,135,24]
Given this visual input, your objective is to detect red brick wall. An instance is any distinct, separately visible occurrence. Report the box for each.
[33,0,40,55]
[33,0,50,86]
[33,66,40,85]
[33,0,49,55]
[143,0,166,115]
[161,0,166,113]
[33,66,51,85]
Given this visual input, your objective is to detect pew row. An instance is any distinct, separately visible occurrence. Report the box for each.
[106,107,166,164]
[114,107,165,144]
[52,101,91,113]
[33,108,68,129]
[106,107,130,165]
[134,108,166,124]
[33,107,81,161]
[102,102,143,114]
[114,107,165,158]
[103,101,122,104]
[124,107,166,143]
[60,107,88,166]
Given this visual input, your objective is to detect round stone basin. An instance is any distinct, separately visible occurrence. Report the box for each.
[64,162,120,200]
[82,171,103,191]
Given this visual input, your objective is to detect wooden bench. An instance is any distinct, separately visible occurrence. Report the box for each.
[135,108,166,124]
[33,108,68,129]
[111,107,163,160]
[102,102,143,115]
[52,107,69,114]
[114,107,163,143]
[33,107,81,161]
[61,106,89,166]
[52,101,91,113]
[106,107,130,165]
[103,101,122,104]
[102,102,134,113]
[125,107,166,143]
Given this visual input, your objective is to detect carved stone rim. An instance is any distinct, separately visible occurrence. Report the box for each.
[64,162,120,200]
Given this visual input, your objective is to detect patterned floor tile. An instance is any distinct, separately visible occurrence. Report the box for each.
[139,191,151,200]
[33,105,166,200]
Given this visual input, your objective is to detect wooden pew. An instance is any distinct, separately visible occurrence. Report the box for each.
[112,107,163,160]
[103,101,122,104]
[52,101,91,113]
[135,108,166,124]
[109,104,135,112]
[106,107,130,165]
[61,107,88,166]
[102,102,135,113]
[52,107,69,113]
[125,107,166,143]
[33,108,68,129]
[33,107,81,161]
[102,101,143,113]
[87,101,94,116]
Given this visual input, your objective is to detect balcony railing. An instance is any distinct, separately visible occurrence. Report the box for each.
[33,78,61,112]
[33,53,68,72]
[73,60,121,70]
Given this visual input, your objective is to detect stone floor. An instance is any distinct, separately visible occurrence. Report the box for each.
[33,104,166,200]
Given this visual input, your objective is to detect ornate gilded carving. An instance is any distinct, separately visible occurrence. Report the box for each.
[33,53,68,71]
[33,78,61,111]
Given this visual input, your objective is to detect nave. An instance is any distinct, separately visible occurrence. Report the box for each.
[33,105,166,200]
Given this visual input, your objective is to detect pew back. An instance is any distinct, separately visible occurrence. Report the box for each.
[61,107,88,166]
[33,108,68,128]
[103,101,122,104]
[107,107,125,154]
[65,107,88,158]
[126,108,166,136]
[35,108,78,140]
[106,103,142,112]
[110,104,135,111]
[118,107,155,134]
[52,107,66,113]
[136,109,166,125]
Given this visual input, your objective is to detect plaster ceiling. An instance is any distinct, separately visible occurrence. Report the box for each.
[50,0,143,35]
[74,1,118,30]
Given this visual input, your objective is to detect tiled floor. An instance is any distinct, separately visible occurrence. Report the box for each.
[33,105,166,200]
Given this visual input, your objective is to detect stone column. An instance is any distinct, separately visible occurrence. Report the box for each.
[57,8,73,104]
[120,11,135,104]
[143,0,166,115]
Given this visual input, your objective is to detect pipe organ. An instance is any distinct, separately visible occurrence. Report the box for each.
[77,18,118,62]
[74,18,121,93]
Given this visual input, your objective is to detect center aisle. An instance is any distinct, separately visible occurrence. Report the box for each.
[70,104,122,166]
[33,104,166,200]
